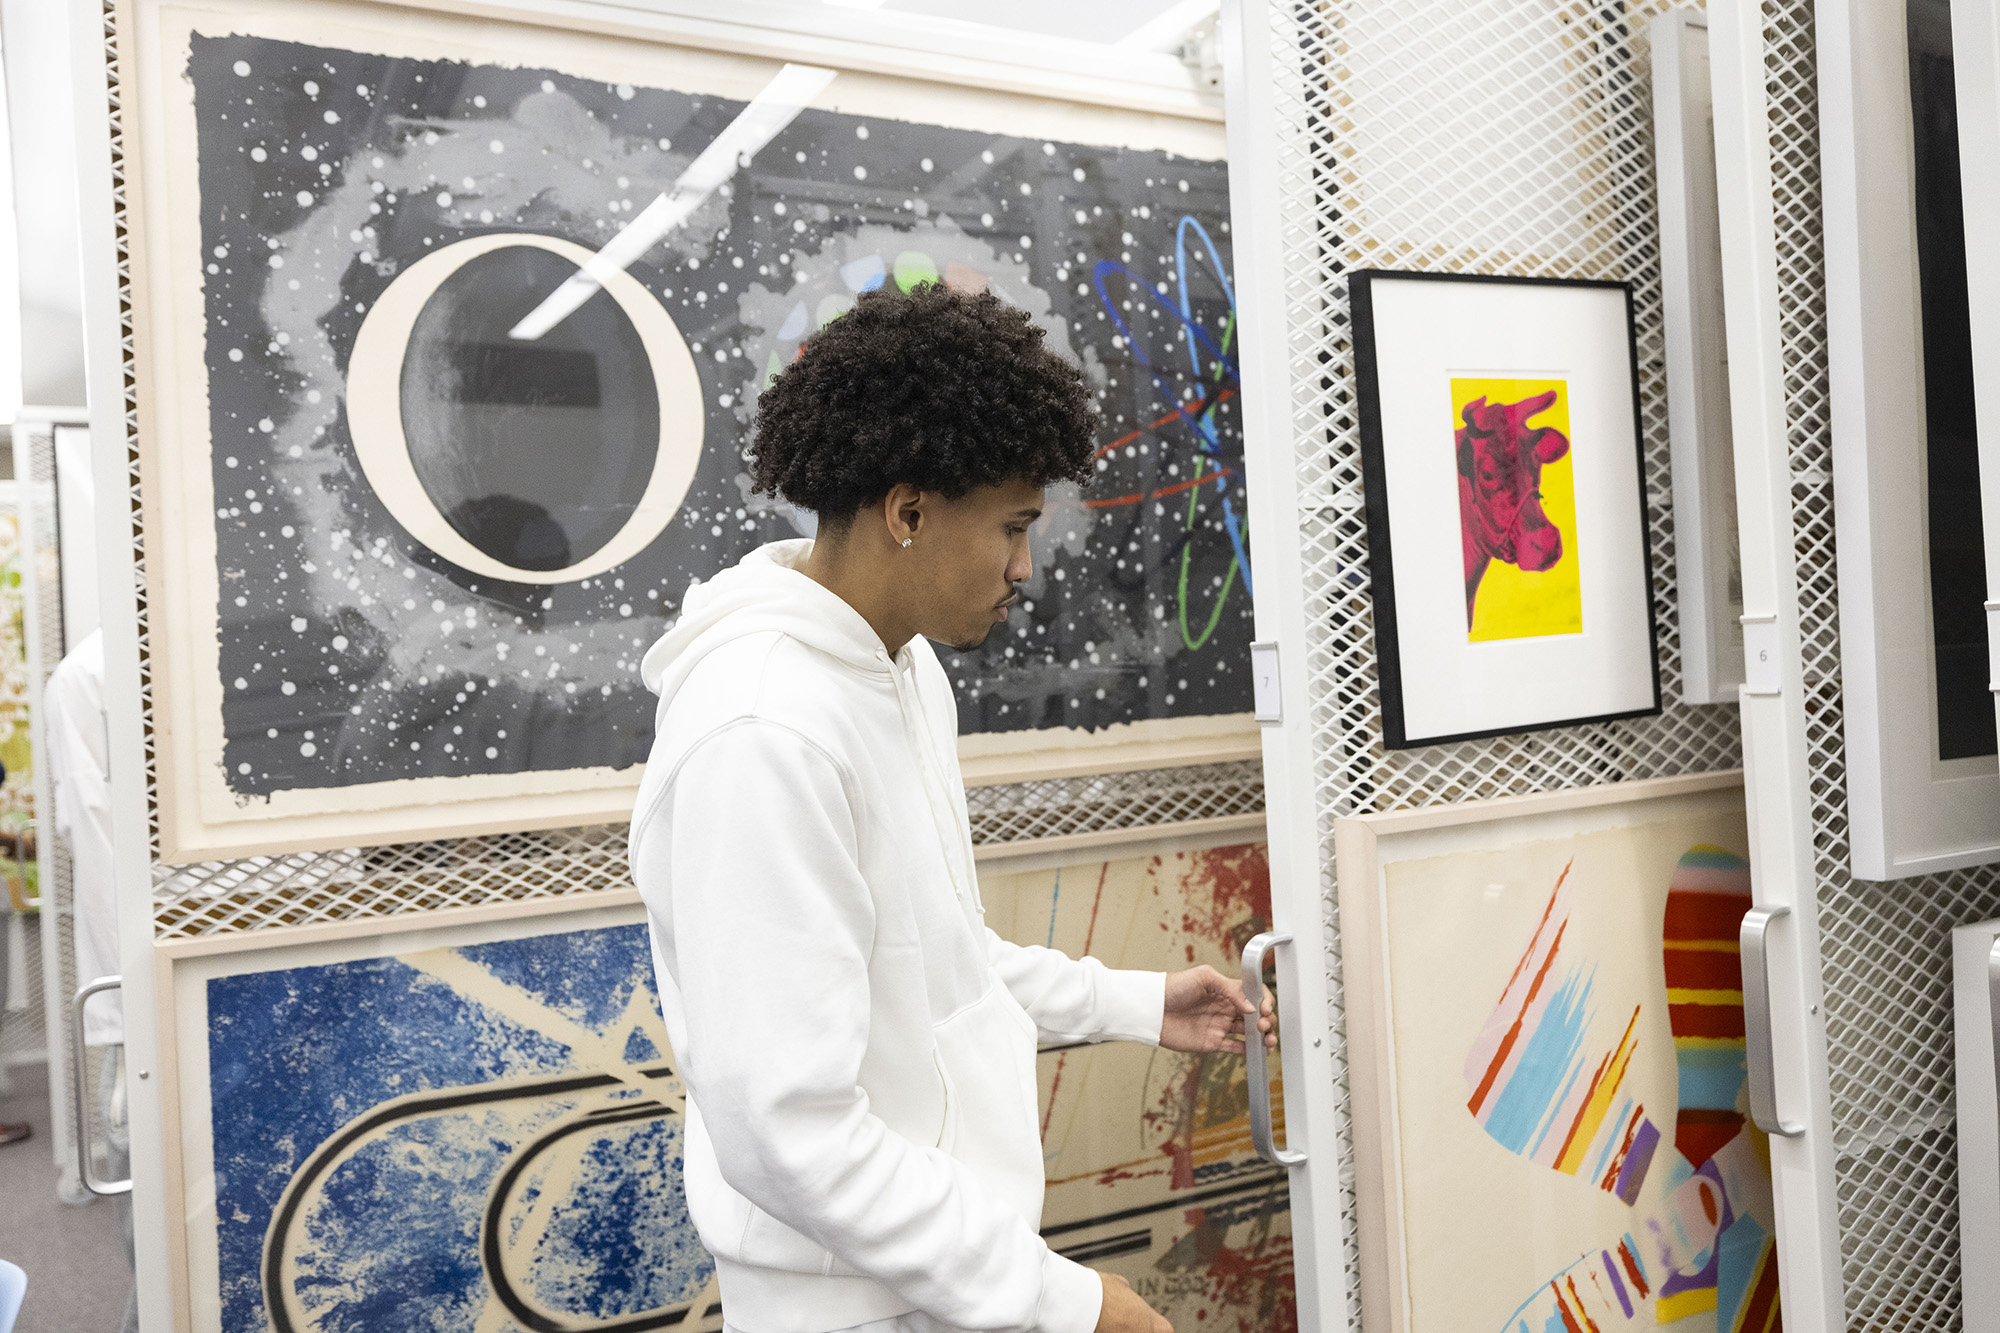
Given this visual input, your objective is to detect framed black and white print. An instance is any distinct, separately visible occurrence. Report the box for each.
[1821,0,2000,879]
[119,0,1247,859]
[1350,270,1660,749]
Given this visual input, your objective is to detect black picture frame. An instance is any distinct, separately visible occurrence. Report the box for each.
[1348,268,1662,750]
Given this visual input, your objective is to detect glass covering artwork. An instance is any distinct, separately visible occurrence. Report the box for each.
[188,32,1245,804]
[985,841,1297,1331]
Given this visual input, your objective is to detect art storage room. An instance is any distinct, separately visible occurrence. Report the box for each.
[4,0,1998,1329]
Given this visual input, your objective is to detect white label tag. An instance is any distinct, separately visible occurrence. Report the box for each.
[1251,641,1282,723]
[1742,616,1780,696]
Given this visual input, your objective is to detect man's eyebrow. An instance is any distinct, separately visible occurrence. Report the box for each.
[1012,507,1044,521]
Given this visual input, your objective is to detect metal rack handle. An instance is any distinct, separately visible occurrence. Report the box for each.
[70,976,132,1197]
[1241,930,1305,1167]
[1740,907,1806,1138]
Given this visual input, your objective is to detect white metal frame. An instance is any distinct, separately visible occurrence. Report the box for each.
[1219,1,1349,1326]
[1708,0,1847,1322]
[1653,10,1746,707]
[1952,916,2000,1332]
[1817,0,2000,881]
[1958,21,2000,1322]
[66,0,172,1324]
[1952,0,2000,854]
[17,408,88,1199]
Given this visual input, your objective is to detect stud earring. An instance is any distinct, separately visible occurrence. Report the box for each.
[901,538,913,548]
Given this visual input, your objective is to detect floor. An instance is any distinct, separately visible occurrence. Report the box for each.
[0,1061,134,1333]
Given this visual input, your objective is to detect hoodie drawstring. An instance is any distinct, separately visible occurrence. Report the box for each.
[888,653,985,926]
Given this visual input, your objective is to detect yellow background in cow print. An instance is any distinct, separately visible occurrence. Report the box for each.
[1450,375,1583,642]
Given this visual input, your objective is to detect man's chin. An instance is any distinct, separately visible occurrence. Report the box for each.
[947,625,996,653]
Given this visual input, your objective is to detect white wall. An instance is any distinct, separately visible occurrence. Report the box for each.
[1,0,85,410]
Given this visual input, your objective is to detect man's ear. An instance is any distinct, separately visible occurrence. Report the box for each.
[885,483,925,546]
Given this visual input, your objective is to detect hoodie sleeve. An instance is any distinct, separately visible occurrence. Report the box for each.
[664,720,1103,1333]
[985,933,1165,1047]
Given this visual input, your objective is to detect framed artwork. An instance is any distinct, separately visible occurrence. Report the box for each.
[1651,11,1745,707]
[1349,270,1660,749]
[159,834,1293,1333]
[1334,771,1781,1333]
[162,895,719,1333]
[981,834,1294,1331]
[122,0,1250,860]
[1819,0,2000,879]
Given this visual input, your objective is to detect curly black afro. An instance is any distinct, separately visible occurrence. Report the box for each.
[748,283,1099,525]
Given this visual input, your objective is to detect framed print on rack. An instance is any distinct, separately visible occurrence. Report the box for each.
[160,894,721,1333]
[980,832,1294,1330]
[1334,771,1781,1333]
[1349,270,1660,749]
[120,0,1250,861]
[1651,10,1746,707]
[1821,0,2000,879]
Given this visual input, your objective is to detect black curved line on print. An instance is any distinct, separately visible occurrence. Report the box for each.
[480,1100,695,1332]
[261,1063,681,1333]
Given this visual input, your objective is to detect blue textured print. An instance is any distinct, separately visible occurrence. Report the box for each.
[206,921,712,1332]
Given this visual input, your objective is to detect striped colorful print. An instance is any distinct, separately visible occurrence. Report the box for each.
[1463,861,1660,1197]
[1663,845,1753,1170]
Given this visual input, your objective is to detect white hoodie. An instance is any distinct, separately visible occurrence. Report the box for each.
[631,540,1164,1333]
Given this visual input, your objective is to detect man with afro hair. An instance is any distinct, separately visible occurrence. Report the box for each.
[630,285,1272,1333]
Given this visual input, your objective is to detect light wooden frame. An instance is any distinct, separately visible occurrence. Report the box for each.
[1820,0,2000,880]
[118,0,1248,863]
[1652,10,1745,707]
[1333,768,1746,1333]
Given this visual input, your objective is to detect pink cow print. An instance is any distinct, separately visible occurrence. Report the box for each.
[1456,390,1571,624]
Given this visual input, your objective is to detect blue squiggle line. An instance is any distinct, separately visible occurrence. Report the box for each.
[1091,223,1254,593]
[1171,218,1252,596]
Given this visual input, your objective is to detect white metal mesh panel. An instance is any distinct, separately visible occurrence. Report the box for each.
[1,912,45,1067]
[18,422,78,1179]
[1257,0,1744,1323]
[1758,4,2000,1321]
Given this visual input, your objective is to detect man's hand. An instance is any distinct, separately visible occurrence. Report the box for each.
[1159,963,1277,1054]
[1097,1272,1172,1332]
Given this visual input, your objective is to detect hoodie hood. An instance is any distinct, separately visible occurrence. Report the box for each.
[640,540,892,716]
